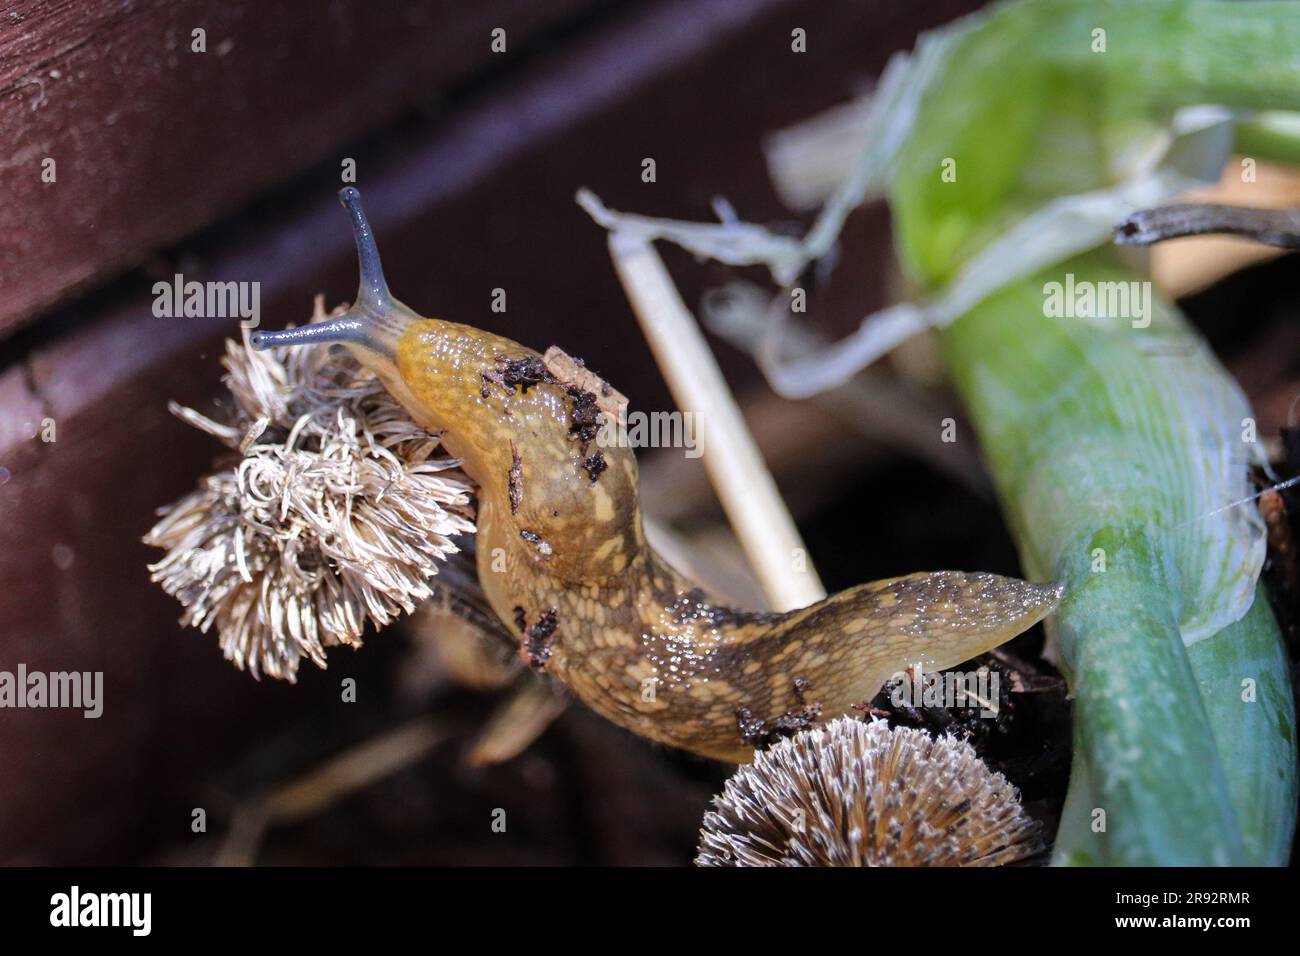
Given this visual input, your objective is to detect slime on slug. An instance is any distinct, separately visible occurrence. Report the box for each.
[252,187,1063,763]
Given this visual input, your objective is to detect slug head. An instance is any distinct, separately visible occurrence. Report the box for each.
[252,187,643,583]
[251,187,419,377]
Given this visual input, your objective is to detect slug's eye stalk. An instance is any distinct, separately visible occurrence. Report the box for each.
[251,187,413,357]
[338,185,392,309]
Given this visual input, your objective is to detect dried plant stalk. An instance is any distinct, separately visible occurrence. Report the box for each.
[145,301,475,680]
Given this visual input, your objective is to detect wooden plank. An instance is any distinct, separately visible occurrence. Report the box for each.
[0,0,600,336]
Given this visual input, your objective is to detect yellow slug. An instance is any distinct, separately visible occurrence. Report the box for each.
[252,188,1062,763]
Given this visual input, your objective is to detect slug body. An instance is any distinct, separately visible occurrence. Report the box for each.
[253,189,1062,762]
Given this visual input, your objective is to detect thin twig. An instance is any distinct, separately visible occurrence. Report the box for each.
[216,717,449,865]
[1115,203,1300,249]
[603,231,826,612]
[466,680,568,766]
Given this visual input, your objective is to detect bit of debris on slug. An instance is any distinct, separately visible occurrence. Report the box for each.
[735,679,823,749]
[735,707,768,748]
[520,529,553,557]
[480,369,505,398]
[792,677,812,705]
[582,451,607,482]
[521,608,559,668]
[513,606,527,632]
[542,346,625,413]
[497,354,556,392]
[508,442,523,514]
[566,385,601,442]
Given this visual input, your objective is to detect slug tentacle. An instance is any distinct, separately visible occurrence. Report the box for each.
[251,187,417,360]
[253,188,1063,763]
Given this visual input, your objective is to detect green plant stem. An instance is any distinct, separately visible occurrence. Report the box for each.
[941,253,1296,864]
[1188,584,1297,865]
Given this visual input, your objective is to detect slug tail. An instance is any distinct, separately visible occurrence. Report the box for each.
[782,572,1064,683]
[676,571,1063,762]
[251,187,415,358]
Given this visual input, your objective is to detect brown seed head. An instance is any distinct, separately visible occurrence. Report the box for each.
[144,301,476,680]
[697,717,1043,866]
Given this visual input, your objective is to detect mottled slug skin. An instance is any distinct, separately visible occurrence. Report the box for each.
[254,189,1062,763]
[377,320,1060,762]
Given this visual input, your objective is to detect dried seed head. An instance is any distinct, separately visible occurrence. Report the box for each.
[697,717,1043,867]
[144,300,476,681]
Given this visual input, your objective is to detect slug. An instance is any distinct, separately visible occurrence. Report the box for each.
[252,188,1062,763]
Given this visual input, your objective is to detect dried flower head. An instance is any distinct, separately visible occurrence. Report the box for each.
[697,717,1043,867]
[145,300,475,681]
